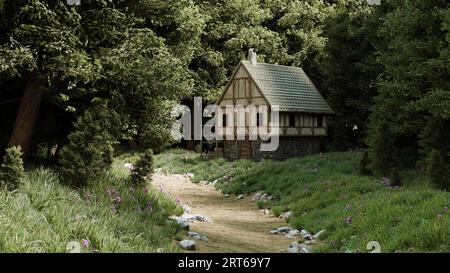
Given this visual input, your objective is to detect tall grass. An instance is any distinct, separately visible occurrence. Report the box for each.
[0,160,182,252]
[155,149,450,253]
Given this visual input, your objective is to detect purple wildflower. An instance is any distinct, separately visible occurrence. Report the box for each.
[115,196,122,204]
[175,196,182,205]
[345,216,353,224]
[146,202,153,212]
[144,186,149,194]
[111,206,117,214]
[81,239,90,248]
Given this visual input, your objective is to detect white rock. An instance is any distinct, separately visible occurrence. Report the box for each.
[299,244,313,253]
[269,230,278,235]
[179,240,196,250]
[303,234,313,241]
[283,211,293,220]
[187,232,202,240]
[123,163,134,171]
[313,229,325,239]
[224,194,230,198]
[287,229,301,237]
[236,194,245,200]
[185,173,194,178]
[300,229,310,237]
[290,241,300,248]
[212,179,219,186]
[304,240,315,245]
[276,226,291,234]
[287,246,299,253]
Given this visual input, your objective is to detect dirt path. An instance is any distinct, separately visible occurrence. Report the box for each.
[152,172,293,253]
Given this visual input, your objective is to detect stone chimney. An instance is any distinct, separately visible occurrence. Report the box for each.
[248,48,257,66]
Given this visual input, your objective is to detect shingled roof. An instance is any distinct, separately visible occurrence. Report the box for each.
[240,61,334,114]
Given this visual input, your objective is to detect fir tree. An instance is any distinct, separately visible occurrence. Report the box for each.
[130,149,154,186]
[0,146,25,190]
[58,104,119,186]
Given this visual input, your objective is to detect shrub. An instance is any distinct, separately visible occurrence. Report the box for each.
[0,146,25,190]
[390,167,402,187]
[426,149,449,190]
[59,105,119,186]
[359,151,372,176]
[130,149,154,185]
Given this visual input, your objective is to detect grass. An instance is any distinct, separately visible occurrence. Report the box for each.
[155,149,450,253]
[0,156,183,253]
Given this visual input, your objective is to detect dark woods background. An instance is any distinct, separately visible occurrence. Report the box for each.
[0,0,449,188]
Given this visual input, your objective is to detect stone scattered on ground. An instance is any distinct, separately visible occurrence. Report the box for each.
[303,234,313,241]
[304,240,315,245]
[179,240,196,250]
[253,192,273,202]
[170,216,190,230]
[282,211,293,220]
[286,242,312,253]
[123,163,134,171]
[236,194,245,200]
[260,209,270,215]
[313,229,325,239]
[185,173,194,178]
[154,168,162,173]
[187,231,209,242]
[224,194,230,198]
[276,226,291,234]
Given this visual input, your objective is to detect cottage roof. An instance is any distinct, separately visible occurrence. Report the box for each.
[238,61,334,114]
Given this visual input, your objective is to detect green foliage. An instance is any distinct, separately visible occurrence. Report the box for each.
[426,149,449,190]
[130,149,154,186]
[359,151,371,176]
[0,146,24,190]
[368,120,397,177]
[390,167,402,188]
[0,161,182,252]
[58,105,119,186]
[319,0,378,149]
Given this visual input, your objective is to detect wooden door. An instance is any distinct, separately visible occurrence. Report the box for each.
[239,141,253,160]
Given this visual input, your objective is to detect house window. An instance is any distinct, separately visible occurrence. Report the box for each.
[317,115,324,127]
[223,114,227,127]
[256,113,263,127]
[289,113,296,127]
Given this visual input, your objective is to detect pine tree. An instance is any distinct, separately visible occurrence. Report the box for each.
[426,149,449,190]
[0,146,25,190]
[58,105,118,186]
[130,149,154,186]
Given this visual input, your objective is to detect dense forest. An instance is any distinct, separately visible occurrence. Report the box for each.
[0,0,449,190]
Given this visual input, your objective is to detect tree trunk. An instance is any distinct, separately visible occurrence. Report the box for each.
[8,69,43,156]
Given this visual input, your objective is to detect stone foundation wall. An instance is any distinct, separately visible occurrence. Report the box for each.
[224,138,321,161]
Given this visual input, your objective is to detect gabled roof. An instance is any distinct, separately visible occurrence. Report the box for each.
[239,61,334,114]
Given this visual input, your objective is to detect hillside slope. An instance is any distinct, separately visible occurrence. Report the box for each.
[155,150,450,253]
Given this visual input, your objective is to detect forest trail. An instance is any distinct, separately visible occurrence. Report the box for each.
[152,173,293,253]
